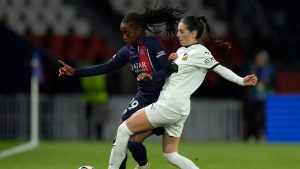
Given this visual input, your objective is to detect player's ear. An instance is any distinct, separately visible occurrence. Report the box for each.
[191,30,197,40]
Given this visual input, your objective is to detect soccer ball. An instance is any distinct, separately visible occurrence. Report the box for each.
[78,166,95,169]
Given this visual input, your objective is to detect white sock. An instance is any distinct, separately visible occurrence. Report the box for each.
[163,152,199,169]
[108,123,133,169]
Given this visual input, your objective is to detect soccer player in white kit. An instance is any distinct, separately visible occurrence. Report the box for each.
[108,15,258,169]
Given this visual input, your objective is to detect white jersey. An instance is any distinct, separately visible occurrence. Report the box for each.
[157,44,219,115]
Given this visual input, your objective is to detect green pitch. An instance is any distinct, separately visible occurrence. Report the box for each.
[0,140,299,169]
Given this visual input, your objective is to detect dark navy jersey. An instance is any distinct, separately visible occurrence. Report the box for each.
[75,36,173,103]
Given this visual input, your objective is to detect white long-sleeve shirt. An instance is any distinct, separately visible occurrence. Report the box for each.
[157,44,244,115]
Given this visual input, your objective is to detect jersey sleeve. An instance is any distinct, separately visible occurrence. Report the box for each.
[194,47,219,70]
[149,38,173,81]
[213,64,244,86]
[74,47,129,77]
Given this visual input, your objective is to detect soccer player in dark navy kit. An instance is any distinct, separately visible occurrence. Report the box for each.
[58,7,185,169]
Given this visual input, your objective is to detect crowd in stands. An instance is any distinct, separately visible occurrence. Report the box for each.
[0,0,299,96]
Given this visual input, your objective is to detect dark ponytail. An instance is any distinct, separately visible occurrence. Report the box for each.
[122,7,185,37]
[182,15,231,49]
[198,16,231,49]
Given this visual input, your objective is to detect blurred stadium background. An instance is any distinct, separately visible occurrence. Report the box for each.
[0,0,300,168]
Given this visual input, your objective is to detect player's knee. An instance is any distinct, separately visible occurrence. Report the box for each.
[163,152,178,164]
[117,123,133,138]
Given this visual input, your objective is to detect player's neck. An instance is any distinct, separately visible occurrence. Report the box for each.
[184,43,199,48]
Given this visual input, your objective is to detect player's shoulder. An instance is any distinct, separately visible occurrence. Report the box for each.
[191,44,213,57]
[192,44,210,52]
[114,45,130,57]
[177,44,209,53]
[116,45,127,53]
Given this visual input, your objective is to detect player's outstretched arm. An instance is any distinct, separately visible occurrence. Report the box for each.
[213,64,257,86]
[58,60,75,76]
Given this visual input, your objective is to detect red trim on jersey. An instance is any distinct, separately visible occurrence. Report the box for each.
[138,45,154,74]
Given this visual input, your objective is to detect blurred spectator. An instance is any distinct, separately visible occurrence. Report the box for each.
[245,50,276,142]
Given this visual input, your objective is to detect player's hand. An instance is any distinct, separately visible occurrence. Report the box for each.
[168,53,179,73]
[243,74,258,86]
[168,53,178,61]
[58,60,75,76]
[137,73,152,81]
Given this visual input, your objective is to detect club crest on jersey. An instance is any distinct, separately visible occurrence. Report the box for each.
[182,53,189,61]
[139,48,145,55]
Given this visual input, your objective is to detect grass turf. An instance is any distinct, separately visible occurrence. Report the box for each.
[0,140,299,169]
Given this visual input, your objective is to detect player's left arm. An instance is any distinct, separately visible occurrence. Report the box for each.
[152,51,175,81]
[150,39,177,81]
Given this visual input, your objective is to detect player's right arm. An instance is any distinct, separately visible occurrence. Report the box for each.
[58,47,129,77]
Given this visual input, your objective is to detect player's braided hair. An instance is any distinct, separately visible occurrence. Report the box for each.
[122,7,185,37]
[182,15,231,49]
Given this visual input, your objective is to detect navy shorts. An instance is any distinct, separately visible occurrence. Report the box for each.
[121,96,164,136]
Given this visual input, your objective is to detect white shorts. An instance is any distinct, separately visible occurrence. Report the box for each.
[145,103,188,137]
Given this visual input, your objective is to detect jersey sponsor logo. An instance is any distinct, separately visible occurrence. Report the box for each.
[156,51,166,58]
[204,57,216,64]
[182,53,189,61]
[131,62,149,73]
